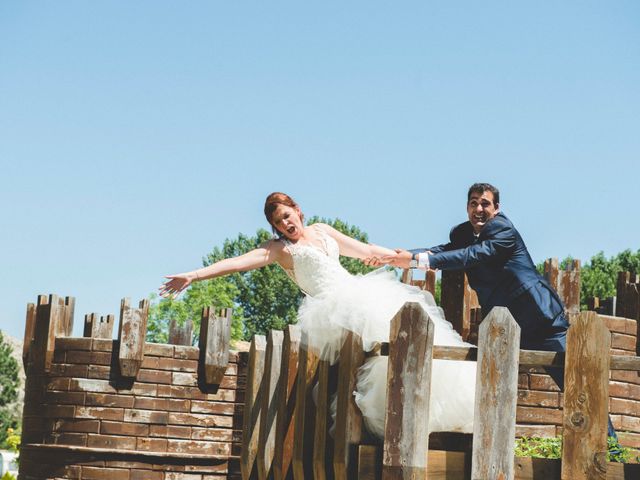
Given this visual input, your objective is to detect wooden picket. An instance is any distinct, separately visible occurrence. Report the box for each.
[239,305,640,480]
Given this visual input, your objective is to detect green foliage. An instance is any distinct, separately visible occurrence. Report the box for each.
[0,332,19,446]
[514,436,637,463]
[147,277,241,344]
[150,218,374,342]
[1,473,16,480]
[515,436,562,459]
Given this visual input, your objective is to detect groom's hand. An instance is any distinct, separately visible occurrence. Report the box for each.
[380,249,412,268]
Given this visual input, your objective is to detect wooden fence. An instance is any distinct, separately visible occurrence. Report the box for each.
[240,304,640,480]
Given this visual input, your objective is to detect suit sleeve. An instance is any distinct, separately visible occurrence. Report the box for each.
[428,222,516,271]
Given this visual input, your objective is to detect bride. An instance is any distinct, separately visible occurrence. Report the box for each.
[160,192,475,438]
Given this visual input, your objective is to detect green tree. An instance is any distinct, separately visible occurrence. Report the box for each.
[0,332,20,446]
[149,218,374,342]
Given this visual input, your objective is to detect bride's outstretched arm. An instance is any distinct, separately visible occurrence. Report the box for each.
[159,240,286,298]
[315,223,396,260]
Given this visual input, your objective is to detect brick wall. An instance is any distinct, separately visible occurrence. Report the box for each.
[20,309,246,480]
[515,315,640,448]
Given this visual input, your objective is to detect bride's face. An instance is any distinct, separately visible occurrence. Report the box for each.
[271,204,304,240]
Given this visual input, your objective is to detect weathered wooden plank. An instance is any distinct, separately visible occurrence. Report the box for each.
[59,296,75,337]
[31,294,64,373]
[23,302,37,367]
[426,269,437,296]
[401,268,412,284]
[257,330,283,480]
[333,331,364,480]
[169,317,193,346]
[561,259,581,315]
[360,445,470,480]
[382,302,434,480]
[241,335,266,480]
[199,307,231,386]
[561,310,610,480]
[544,258,560,293]
[274,325,301,480]
[615,271,630,318]
[292,334,319,480]
[472,306,520,480]
[117,298,149,378]
[441,270,472,340]
[83,313,115,339]
[312,357,332,480]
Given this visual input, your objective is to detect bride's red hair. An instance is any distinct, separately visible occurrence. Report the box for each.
[264,192,304,236]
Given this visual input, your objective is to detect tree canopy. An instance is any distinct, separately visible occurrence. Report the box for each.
[147,217,374,343]
[0,331,20,445]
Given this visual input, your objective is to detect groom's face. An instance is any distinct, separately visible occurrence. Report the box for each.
[467,190,499,234]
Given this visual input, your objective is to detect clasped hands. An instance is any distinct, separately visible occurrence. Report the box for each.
[364,249,413,269]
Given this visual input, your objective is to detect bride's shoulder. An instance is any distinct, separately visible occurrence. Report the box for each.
[310,222,333,234]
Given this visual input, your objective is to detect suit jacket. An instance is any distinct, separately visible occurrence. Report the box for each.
[412,212,569,337]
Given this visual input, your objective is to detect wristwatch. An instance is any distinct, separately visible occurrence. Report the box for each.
[409,252,418,269]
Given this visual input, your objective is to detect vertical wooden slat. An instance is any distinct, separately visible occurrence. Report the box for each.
[258,330,284,480]
[241,335,267,480]
[561,311,610,480]
[400,268,412,284]
[57,296,75,336]
[312,357,331,480]
[169,318,194,346]
[425,269,437,297]
[117,298,150,378]
[382,302,434,480]
[292,335,319,480]
[544,258,560,292]
[615,271,630,318]
[84,313,114,338]
[199,307,231,386]
[273,325,301,480]
[471,306,520,480]
[31,294,63,373]
[333,331,364,480]
[441,270,473,340]
[560,259,581,314]
[23,303,37,367]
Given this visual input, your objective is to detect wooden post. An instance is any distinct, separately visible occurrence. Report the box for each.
[624,283,640,356]
[471,306,520,480]
[400,268,412,285]
[31,294,64,373]
[312,358,332,480]
[441,270,476,341]
[83,313,115,339]
[561,311,610,480]
[382,302,435,480]
[425,269,437,297]
[258,330,284,480]
[169,318,194,345]
[561,259,581,314]
[241,335,267,480]
[23,302,37,367]
[333,331,365,480]
[544,258,560,292]
[117,298,149,378]
[615,271,630,318]
[292,335,319,480]
[199,307,231,386]
[58,296,75,337]
[273,325,301,480]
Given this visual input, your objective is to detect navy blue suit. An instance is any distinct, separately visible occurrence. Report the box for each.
[414,212,569,346]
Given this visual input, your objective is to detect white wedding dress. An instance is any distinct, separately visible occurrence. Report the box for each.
[281,226,476,438]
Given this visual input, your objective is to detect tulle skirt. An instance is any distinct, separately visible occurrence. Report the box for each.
[297,268,476,437]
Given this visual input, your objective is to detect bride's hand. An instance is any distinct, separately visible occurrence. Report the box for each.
[159,273,196,298]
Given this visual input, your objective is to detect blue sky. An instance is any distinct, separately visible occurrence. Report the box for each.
[1,1,639,339]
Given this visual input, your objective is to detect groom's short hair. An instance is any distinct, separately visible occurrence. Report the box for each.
[467,183,500,206]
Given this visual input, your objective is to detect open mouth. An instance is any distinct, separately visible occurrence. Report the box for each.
[473,215,486,223]
[287,226,296,235]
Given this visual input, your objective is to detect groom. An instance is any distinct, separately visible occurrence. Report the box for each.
[376,182,617,438]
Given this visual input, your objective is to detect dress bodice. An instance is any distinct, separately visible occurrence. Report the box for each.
[281,226,350,296]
